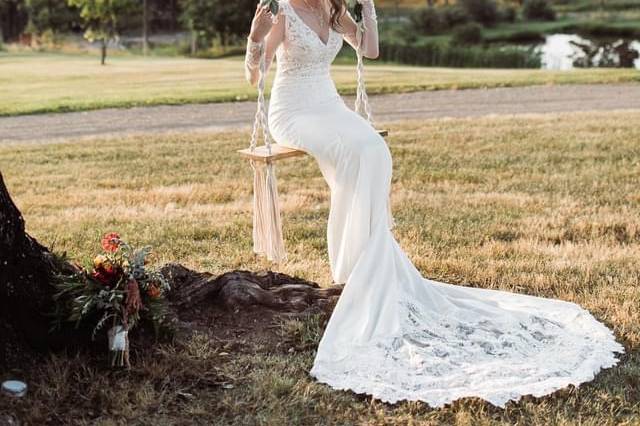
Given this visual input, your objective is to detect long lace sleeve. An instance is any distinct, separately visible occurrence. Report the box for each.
[244,37,264,85]
[244,13,285,86]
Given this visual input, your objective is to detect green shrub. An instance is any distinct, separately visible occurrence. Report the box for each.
[452,22,484,45]
[378,41,541,68]
[565,22,640,39]
[442,6,471,28]
[499,5,517,23]
[486,30,545,43]
[459,0,499,26]
[410,7,445,35]
[523,0,556,21]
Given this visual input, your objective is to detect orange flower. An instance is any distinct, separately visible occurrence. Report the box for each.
[101,232,121,253]
[147,284,162,299]
[93,254,110,270]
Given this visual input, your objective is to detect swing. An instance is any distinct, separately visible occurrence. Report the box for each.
[238,1,386,263]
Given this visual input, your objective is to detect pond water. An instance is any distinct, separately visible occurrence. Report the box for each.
[537,34,640,70]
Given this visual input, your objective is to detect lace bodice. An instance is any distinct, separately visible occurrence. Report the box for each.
[274,0,343,82]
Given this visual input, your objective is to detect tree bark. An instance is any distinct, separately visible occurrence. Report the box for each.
[100,39,107,65]
[0,172,78,364]
[163,264,342,314]
[142,0,149,56]
[190,27,197,56]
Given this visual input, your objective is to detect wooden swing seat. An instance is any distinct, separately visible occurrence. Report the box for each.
[238,129,389,163]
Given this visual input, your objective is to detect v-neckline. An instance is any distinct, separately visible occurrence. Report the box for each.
[288,1,332,47]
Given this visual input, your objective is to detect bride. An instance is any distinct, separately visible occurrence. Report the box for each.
[244,0,624,407]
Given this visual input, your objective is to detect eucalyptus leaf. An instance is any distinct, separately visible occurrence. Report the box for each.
[346,0,362,22]
[353,3,363,22]
[260,0,279,15]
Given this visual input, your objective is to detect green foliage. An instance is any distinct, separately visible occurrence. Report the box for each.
[179,0,256,48]
[66,0,136,63]
[486,29,545,44]
[566,21,640,38]
[260,0,279,15]
[347,0,363,22]
[459,0,499,26]
[441,5,471,28]
[523,0,556,21]
[411,7,445,35]
[379,40,541,68]
[24,0,77,34]
[451,22,484,45]
[499,5,518,23]
[67,0,135,43]
[553,0,640,13]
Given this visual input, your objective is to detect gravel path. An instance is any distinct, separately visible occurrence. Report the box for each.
[1,84,639,144]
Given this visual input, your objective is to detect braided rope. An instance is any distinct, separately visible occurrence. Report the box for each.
[354,21,373,123]
[250,43,272,155]
[246,38,287,263]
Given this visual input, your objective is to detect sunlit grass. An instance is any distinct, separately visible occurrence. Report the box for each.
[1,52,639,116]
[0,111,639,424]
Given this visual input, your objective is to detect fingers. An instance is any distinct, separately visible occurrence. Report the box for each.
[255,4,272,19]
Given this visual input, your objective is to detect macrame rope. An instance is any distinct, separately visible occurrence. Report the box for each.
[354,21,373,123]
[250,43,272,155]
[247,40,287,263]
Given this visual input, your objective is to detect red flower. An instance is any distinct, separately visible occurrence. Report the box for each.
[91,270,112,285]
[101,232,121,253]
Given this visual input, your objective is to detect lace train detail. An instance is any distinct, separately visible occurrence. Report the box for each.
[311,280,623,407]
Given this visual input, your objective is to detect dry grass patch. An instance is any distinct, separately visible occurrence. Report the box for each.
[0,111,639,424]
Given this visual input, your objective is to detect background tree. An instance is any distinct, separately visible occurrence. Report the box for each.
[67,0,136,65]
[142,0,148,55]
[523,0,555,21]
[0,0,28,41]
[459,0,499,26]
[24,0,77,35]
[179,0,254,54]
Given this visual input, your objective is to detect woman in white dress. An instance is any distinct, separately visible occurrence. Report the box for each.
[244,0,624,407]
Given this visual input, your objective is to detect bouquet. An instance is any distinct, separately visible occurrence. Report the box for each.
[54,232,170,368]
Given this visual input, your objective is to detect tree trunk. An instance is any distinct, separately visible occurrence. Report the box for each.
[190,27,197,56]
[142,0,149,56]
[101,39,107,65]
[0,172,79,365]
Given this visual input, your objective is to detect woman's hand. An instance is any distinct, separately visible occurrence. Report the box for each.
[249,3,275,42]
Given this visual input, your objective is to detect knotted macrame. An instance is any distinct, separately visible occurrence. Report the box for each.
[248,39,287,263]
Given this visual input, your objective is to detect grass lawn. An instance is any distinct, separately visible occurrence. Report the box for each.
[1,52,639,116]
[0,111,639,424]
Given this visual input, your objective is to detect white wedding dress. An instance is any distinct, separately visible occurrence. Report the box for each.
[266,0,624,407]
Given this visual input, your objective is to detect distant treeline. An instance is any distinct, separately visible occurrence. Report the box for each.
[0,0,253,49]
[378,41,541,68]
